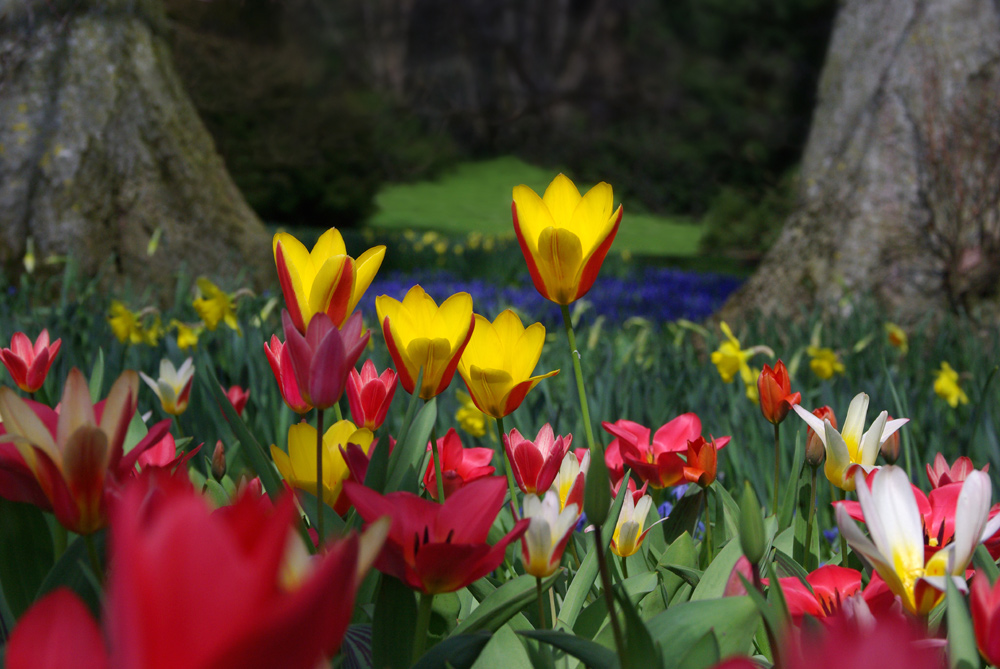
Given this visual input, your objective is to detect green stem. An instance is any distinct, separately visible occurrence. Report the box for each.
[431,426,445,502]
[593,525,627,668]
[315,408,325,546]
[84,533,101,580]
[537,576,547,629]
[52,523,67,561]
[805,466,818,571]
[395,383,422,452]
[497,415,520,514]
[412,592,435,663]
[703,486,713,559]
[333,402,343,423]
[621,556,629,579]
[560,304,597,454]
[772,422,781,515]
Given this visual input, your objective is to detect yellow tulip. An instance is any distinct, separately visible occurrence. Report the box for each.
[457,310,558,419]
[270,420,373,512]
[376,286,474,399]
[933,362,969,408]
[512,174,622,305]
[273,228,385,333]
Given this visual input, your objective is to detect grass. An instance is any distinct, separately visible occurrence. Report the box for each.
[368,156,703,257]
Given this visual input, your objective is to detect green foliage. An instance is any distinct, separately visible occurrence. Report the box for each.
[699,171,798,256]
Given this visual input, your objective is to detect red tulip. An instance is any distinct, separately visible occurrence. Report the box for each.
[0,329,61,393]
[136,432,178,469]
[283,310,369,410]
[683,435,728,488]
[5,478,388,669]
[224,385,250,417]
[757,361,801,425]
[971,570,1000,665]
[422,428,495,500]
[0,369,170,534]
[264,335,312,414]
[346,360,397,431]
[504,423,572,494]
[610,472,647,506]
[926,452,988,488]
[552,449,589,515]
[777,565,863,623]
[344,476,528,594]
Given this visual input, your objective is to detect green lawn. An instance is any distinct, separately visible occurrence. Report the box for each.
[367,156,703,257]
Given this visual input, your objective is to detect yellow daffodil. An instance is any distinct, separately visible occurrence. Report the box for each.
[793,392,908,490]
[512,174,622,305]
[455,390,487,438]
[108,301,144,345]
[270,419,374,513]
[885,323,908,354]
[170,320,201,351]
[743,365,760,405]
[376,286,474,399]
[711,322,772,386]
[193,278,241,334]
[139,358,195,415]
[457,310,558,419]
[807,346,845,380]
[141,316,164,347]
[934,362,968,408]
[273,228,385,333]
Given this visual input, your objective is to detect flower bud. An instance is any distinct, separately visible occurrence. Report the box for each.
[212,440,226,481]
[739,482,766,565]
[880,415,900,464]
[805,406,835,468]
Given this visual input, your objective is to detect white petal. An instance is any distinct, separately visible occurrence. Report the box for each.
[841,393,869,451]
[859,411,888,466]
[618,491,636,525]
[835,503,894,576]
[523,493,544,519]
[881,418,909,442]
[825,421,852,470]
[952,471,992,570]
[634,495,653,532]
[139,371,161,398]
[793,404,827,446]
[869,466,924,577]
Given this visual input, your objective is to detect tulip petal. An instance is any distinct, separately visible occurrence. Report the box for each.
[653,413,702,453]
[437,476,508,544]
[6,588,109,669]
[793,404,828,447]
[349,246,386,316]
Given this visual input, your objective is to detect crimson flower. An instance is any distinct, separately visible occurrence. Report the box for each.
[757,360,801,425]
[224,385,250,417]
[778,565,862,623]
[926,452,988,488]
[5,477,388,669]
[264,335,312,414]
[971,570,1000,666]
[344,476,528,594]
[346,359,397,431]
[0,329,61,393]
[0,369,170,534]
[283,310,368,410]
[422,428,495,500]
[610,474,648,506]
[504,423,572,494]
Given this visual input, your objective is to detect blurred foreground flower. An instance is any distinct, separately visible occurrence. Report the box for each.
[808,346,845,380]
[422,428,495,500]
[457,309,558,418]
[140,358,195,416]
[193,278,240,333]
[0,329,61,393]
[504,423,572,494]
[971,569,1000,666]
[344,476,528,594]
[793,393,907,490]
[271,420,374,515]
[521,490,578,577]
[0,369,170,534]
[777,565,862,623]
[377,286,474,399]
[512,174,622,305]
[346,360,397,431]
[273,228,385,333]
[836,466,1000,614]
[6,479,388,669]
[933,361,968,407]
[282,310,368,410]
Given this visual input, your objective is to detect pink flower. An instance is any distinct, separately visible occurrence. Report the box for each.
[504,423,572,494]
[264,335,311,414]
[1,329,61,393]
[224,385,250,417]
[282,310,369,410]
[346,360,397,431]
[423,428,495,500]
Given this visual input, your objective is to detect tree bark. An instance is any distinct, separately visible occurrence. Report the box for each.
[0,0,271,294]
[718,0,1000,325]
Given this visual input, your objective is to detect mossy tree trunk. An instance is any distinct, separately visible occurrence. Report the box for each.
[0,0,271,293]
[719,0,1000,325]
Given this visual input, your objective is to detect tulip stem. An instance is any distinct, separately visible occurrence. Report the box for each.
[593,525,627,667]
[84,533,101,580]
[805,466,818,571]
[496,415,520,515]
[621,556,629,579]
[560,305,597,454]
[316,408,325,546]
[537,577,547,629]
[412,592,434,663]
[431,426,445,503]
[333,402,343,423]
[703,487,713,559]
[772,423,781,514]
[52,523,67,560]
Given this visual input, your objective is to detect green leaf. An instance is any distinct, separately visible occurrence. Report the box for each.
[519,630,619,669]
[711,482,741,544]
[691,538,743,601]
[974,544,999,582]
[89,348,105,402]
[386,397,437,494]
[657,532,698,602]
[471,624,533,669]
[662,564,702,589]
[0,500,54,620]
[412,632,491,669]
[122,411,148,454]
[574,571,658,640]
[297,490,346,537]
[372,575,417,669]
[660,492,703,545]
[946,578,980,669]
[647,597,759,667]
[453,573,557,636]
[615,573,661,668]
[676,631,720,669]
[778,432,805,532]
[773,549,810,584]
[35,532,106,617]
[204,478,230,508]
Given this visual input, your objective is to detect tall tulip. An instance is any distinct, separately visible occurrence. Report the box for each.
[0,329,61,393]
[376,286,474,399]
[512,174,622,305]
[273,228,385,333]
[282,310,368,410]
[457,310,558,418]
[757,360,800,425]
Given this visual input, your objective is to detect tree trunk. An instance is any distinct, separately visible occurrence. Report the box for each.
[718,0,1000,325]
[0,0,272,294]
